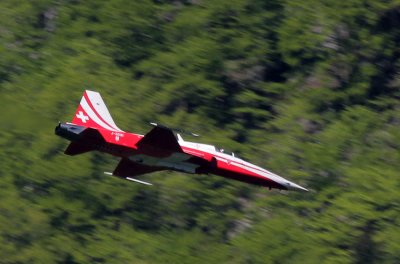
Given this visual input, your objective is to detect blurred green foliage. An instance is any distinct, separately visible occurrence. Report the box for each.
[1,0,400,263]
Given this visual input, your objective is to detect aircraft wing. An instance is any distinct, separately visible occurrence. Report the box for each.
[136,125,183,153]
[114,124,209,177]
[113,158,163,177]
[63,127,104,155]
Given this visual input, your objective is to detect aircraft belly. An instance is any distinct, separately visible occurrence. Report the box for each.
[128,153,199,174]
[156,161,198,174]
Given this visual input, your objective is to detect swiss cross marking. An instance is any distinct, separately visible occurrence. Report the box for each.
[76,111,89,123]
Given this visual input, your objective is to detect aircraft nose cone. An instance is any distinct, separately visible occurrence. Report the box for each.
[285,181,308,192]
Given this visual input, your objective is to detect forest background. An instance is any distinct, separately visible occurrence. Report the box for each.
[1,0,400,263]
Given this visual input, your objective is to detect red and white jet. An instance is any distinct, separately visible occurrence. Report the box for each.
[55,90,308,191]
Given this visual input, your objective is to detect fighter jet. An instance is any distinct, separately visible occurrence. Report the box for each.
[55,90,308,191]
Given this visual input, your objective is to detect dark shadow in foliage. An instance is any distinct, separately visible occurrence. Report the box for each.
[59,253,78,264]
[68,222,96,234]
[0,69,10,83]
[50,210,69,229]
[4,233,32,249]
[367,6,400,100]
[308,170,342,192]
[122,188,164,231]
[376,6,400,39]
[264,56,290,83]
[90,152,110,180]
[36,7,57,32]
[354,220,382,264]
[42,142,67,161]
[112,26,164,67]
[59,182,111,232]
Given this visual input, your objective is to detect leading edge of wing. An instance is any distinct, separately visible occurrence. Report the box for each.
[136,125,183,153]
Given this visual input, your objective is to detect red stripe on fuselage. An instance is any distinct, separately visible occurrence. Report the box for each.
[180,145,286,189]
[211,167,287,189]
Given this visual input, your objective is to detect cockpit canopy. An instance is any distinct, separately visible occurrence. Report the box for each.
[177,134,239,158]
[216,147,237,157]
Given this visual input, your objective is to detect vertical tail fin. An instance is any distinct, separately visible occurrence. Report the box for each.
[72,90,123,131]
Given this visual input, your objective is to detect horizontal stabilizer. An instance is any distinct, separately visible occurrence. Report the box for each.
[63,127,104,156]
[65,141,95,155]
